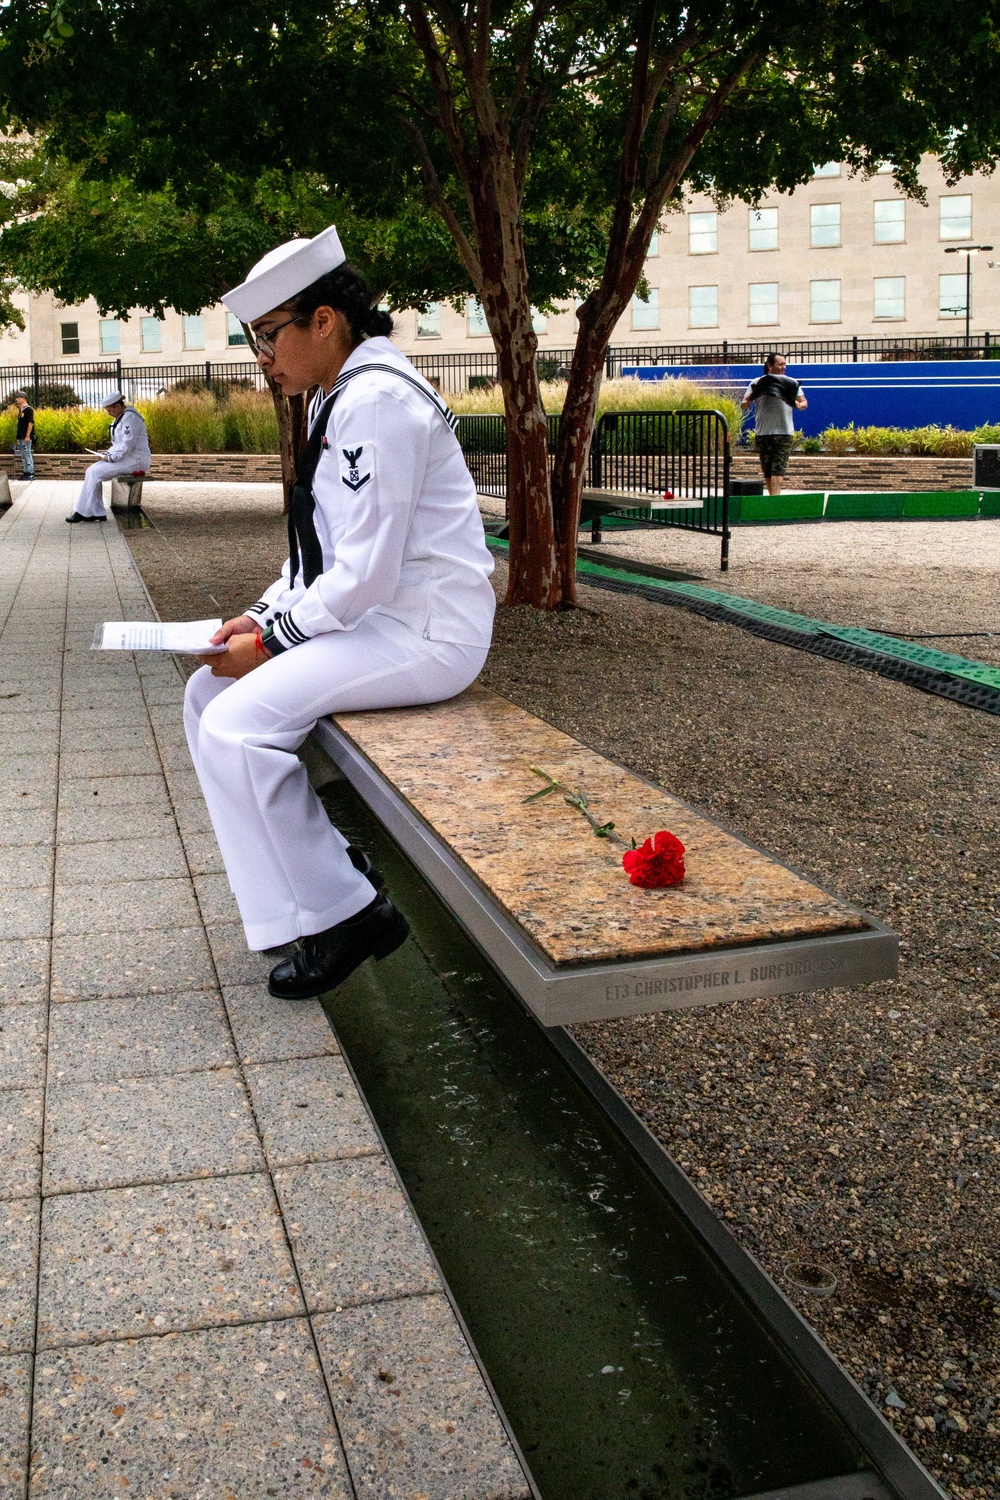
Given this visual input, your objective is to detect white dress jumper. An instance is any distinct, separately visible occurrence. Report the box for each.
[74,406,152,518]
[183,339,496,951]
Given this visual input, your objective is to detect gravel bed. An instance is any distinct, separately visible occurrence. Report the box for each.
[124,485,999,1499]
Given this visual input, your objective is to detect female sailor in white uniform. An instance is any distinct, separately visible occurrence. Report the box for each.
[184,225,495,1000]
[67,391,151,522]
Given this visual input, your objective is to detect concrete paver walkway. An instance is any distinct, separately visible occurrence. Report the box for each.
[0,482,529,1500]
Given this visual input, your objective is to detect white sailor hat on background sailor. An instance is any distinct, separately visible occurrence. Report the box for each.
[101,390,126,408]
[222,225,346,324]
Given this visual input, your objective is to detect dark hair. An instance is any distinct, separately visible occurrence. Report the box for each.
[764,351,783,369]
[289,263,393,346]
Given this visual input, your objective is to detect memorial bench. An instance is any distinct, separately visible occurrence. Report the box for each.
[312,686,896,1026]
[109,473,146,515]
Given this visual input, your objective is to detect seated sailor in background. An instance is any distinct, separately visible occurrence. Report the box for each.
[66,390,151,523]
[183,224,496,1001]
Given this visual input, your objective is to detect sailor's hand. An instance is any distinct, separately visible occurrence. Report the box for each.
[204,630,270,679]
[210,614,259,645]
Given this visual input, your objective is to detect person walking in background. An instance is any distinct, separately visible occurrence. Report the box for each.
[11,391,34,480]
[741,353,807,496]
[66,390,151,523]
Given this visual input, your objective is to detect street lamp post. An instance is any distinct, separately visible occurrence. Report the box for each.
[944,244,993,346]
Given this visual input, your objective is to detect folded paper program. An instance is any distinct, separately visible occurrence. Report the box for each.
[92,619,226,654]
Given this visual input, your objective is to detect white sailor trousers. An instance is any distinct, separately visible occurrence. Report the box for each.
[184,612,488,950]
[74,461,141,518]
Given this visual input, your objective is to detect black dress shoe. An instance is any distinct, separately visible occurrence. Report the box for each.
[268,893,409,1001]
[347,843,384,889]
[262,845,384,957]
[65,513,84,523]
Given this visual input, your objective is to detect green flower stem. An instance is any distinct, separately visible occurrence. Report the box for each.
[525,767,629,847]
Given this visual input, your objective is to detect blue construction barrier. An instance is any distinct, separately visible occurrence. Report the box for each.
[622,360,1000,437]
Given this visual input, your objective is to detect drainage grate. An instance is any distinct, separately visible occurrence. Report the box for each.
[577,572,1000,717]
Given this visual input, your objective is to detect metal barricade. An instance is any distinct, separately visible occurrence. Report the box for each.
[589,409,731,568]
[454,414,508,497]
[456,407,732,569]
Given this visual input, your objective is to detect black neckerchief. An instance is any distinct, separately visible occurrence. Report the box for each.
[287,364,457,590]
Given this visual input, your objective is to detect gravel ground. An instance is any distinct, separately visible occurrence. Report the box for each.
[124,484,999,1500]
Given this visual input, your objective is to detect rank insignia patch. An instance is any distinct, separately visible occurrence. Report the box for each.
[339,443,373,493]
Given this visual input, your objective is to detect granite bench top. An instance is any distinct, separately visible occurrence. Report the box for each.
[331,686,867,969]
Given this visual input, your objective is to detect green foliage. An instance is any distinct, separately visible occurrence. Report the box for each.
[137,394,226,454]
[222,392,280,453]
[34,382,79,408]
[818,423,992,457]
[32,409,73,451]
[6,0,1000,319]
[0,408,16,447]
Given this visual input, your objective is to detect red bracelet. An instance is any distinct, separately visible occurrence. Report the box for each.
[253,631,267,656]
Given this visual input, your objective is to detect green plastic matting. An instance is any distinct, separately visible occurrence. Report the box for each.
[733,492,825,523]
[824,492,906,520]
[902,491,980,518]
[980,492,1000,517]
[485,535,1000,700]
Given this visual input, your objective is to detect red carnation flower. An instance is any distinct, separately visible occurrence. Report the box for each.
[622,830,685,888]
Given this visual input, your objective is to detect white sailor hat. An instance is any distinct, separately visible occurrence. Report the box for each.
[101,390,126,407]
[222,225,346,324]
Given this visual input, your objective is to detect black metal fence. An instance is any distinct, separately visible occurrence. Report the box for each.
[458,407,732,568]
[0,359,266,408]
[2,332,998,408]
[608,332,1000,370]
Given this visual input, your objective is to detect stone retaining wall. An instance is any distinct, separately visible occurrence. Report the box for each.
[1,450,975,491]
[732,454,972,491]
[0,452,283,482]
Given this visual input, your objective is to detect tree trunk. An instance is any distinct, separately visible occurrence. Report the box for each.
[474,148,559,607]
[550,326,608,603]
[243,320,302,516]
[265,374,296,516]
[493,316,557,608]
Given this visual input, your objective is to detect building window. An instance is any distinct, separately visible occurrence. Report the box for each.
[182,314,205,350]
[688,284,718,328]
[810,203,841,248]
[416,303,441,338]
[939,272,968,318]
[873,200,905,244]
[531,307,548,335]
[748,208,778,251]
[140,316,162,353]
[810,279,841,322]
[60,321,80,356]
[631,288,659,330]
[467,299,490,337]
[874,276,905,320]
[748,282,779,325]
[99,319,120,355]
[646,230,659,258]
[688,211,717,254]
[226,312,248,347]
[812,161,840,178]
[940,195,972,240]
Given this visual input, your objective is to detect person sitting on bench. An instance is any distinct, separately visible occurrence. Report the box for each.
[66,390,151,523]
[184,224,496,1001]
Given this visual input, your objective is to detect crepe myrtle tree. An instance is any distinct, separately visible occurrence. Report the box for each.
[6,1,1000,605]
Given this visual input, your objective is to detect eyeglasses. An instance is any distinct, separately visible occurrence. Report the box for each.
[246,315,304,359]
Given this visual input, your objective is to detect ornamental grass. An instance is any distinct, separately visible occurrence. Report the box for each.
[448,375,745,438]
[136,392,226,454]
